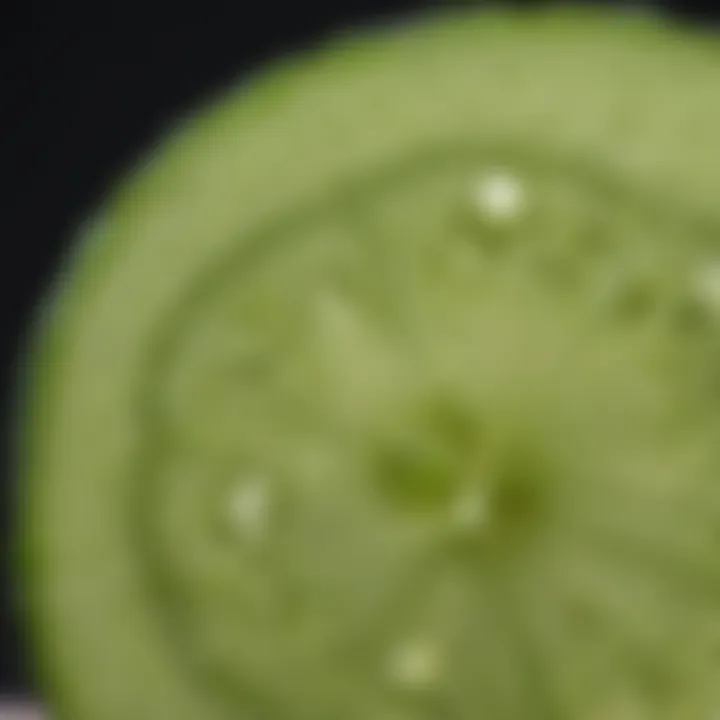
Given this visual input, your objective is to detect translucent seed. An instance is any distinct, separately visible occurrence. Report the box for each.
[473,171,525,222]
[450,488,489,532]
[589,691,650,720]
[318,290,358,334]
[229,475,271,540]
[692,264,720,315]
[387,639,441,689]
[316,290,376,362]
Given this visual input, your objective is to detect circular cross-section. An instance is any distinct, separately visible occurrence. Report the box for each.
[19,7,720,720]
[136,144,720,719]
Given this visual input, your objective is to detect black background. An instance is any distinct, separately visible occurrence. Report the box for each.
[0,0,716,700]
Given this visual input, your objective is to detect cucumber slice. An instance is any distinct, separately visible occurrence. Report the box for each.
[16,5,720,720]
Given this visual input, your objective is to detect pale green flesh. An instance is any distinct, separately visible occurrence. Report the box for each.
[18,6,720,720]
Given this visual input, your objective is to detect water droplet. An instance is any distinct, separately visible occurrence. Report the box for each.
[473,171,525,221]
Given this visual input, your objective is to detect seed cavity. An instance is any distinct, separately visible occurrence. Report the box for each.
[473,171,525,222]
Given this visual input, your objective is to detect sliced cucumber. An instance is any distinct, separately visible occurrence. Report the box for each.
[17,5,720,720]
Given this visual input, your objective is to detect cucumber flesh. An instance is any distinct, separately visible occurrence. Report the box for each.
[18,6,720,720]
